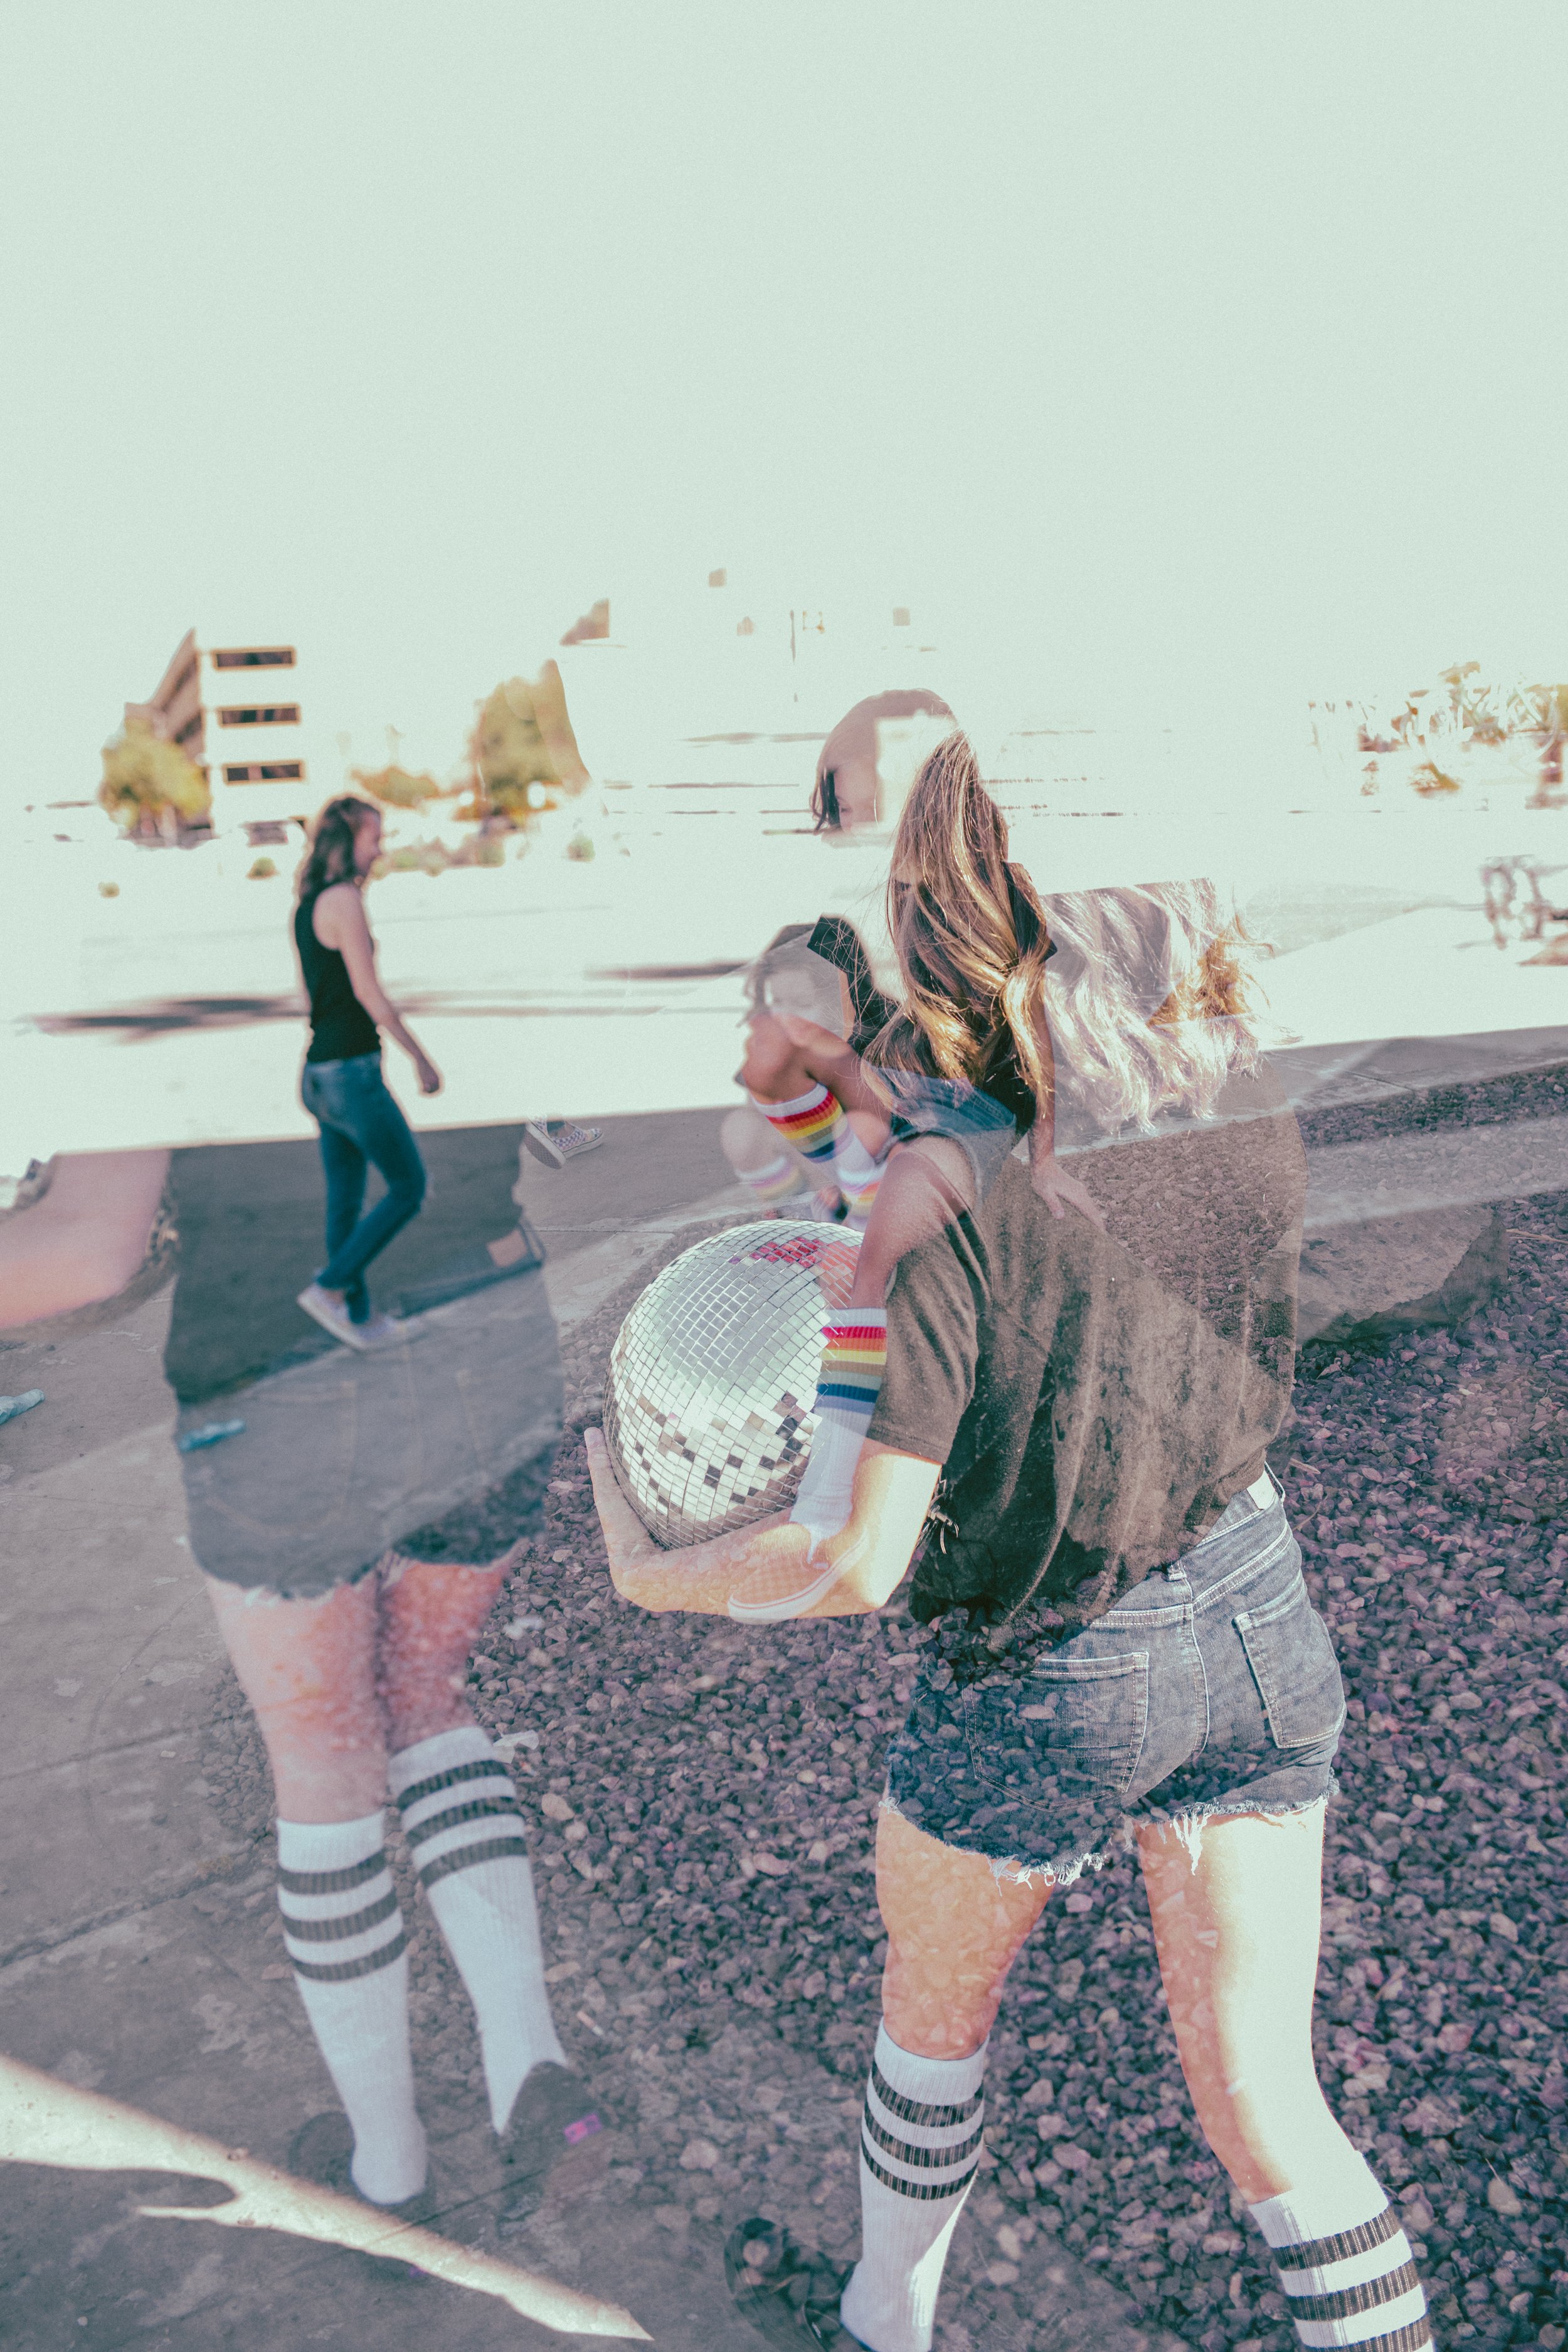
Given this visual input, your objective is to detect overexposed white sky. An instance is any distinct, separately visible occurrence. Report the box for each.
[3,1,1566,810]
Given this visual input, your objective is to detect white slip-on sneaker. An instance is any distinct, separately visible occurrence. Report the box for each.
[297,1283,370,1349]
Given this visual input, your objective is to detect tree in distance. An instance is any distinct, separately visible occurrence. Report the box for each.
[98,721,211,838]
[350,763,443,811]
[462,662,591,827]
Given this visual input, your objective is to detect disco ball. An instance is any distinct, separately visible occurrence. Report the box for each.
[602,1220,842,1545]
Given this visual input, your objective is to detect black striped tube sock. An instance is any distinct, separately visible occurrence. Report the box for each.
[390,1726,565,2134]
[839,2021,987,2352]
[275,1811,425,2206]
[1251,2164,1432,2351]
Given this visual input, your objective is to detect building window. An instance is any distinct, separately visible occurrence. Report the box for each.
[218,705,300,727]
[224,761,305,783]
[213,647,296,670]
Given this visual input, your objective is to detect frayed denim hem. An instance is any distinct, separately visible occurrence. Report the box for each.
[1120,1783,1336,1873]
[218,1539,526,1607]
[880,1783,1335,1885]
[878,1789,1117,1892]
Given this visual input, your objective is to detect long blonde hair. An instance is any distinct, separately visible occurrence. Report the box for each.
[1039,879,1267,1133]
[862,732,1054,1118]
[866,731,1267,1133]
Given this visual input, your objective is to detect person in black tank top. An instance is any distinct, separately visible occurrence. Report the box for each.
[292,797,442,1350]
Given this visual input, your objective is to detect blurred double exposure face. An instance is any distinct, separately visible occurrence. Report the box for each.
[813,689,956,835]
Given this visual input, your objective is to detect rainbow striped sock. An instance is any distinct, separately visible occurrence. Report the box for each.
[751,1083,845,1170]
[790,1308,888,1543]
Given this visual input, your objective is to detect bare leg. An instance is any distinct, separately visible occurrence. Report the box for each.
[736,1009,893,1138]
[376,1546,519,1752]
[204,1573,385,1820]
[203,1571,420,2203]
[830,1806,1053,2352]
[877,1804,1051,2059]
[1136,1801,1364,2201]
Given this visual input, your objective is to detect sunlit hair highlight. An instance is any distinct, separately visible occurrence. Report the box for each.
[862,732,1054,1122]
[866,732,1269,1135]
[1037,879,1268,1133]
[296,796,379,903]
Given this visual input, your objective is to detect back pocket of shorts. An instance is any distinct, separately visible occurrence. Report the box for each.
[964,1651,1149,1800]
[1234,1578,1345,1749]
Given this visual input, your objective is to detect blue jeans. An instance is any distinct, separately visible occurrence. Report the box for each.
[886,1475,1345,1885]
[300,1053,427,1322]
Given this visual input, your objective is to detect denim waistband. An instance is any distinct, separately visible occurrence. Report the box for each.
[305,1050,381,1073]
[1104,1468,1293,1629]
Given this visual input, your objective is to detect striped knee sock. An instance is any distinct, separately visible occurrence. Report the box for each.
[839,2022,987,2352]
[1251,2159,1431,2352]
[790,1308,887,1545]
[276,1812,426,2206]
[751,1082,845,1172]
[390,1726,566,2136]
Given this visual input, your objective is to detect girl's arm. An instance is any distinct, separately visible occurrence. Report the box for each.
[0,1150,169,1330]
[585,1431,939,1619]
[314,888,442,1096]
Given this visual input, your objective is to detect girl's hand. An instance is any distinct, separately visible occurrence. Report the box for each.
[583,1427,662,1596]
[415,1054,443,1097]
[1030,1155,1106,1227]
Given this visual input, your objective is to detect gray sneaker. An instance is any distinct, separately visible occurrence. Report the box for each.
[523,1121,603,1168]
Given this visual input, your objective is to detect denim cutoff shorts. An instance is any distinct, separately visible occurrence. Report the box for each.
[884,1474,1345,1884]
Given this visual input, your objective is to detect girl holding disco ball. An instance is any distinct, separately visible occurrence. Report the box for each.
[587,741,1423,2352]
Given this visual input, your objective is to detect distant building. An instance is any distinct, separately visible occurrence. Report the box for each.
[124,627,324,842]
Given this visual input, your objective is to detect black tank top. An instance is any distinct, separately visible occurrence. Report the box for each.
[295,895,381,1064]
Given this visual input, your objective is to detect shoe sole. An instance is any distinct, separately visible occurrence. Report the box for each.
[297,1289,373,1350]
[522,1131,566,1168]
[728,1552,847,1624]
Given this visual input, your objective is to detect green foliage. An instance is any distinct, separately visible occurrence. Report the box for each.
[98,722,210,828]
[467,679,561,823]
[247,856,279,879]
[351,763,442,810]
[381,832,510,878]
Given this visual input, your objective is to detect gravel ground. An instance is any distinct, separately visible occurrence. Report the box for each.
[198,1070,1568,2352]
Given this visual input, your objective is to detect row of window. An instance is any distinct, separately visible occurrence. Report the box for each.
[218,704,300,728]
[213,646,295,670]
[223,762,305,783]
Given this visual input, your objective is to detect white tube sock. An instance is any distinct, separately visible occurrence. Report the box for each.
[390,1726,566,2135]
[276,1812,426,2206]
[790,1308,886,1546]
[1251,2154,1431,2350]
[839,2023,987,2352]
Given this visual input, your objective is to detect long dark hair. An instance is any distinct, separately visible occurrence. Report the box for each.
[296,795,378,903]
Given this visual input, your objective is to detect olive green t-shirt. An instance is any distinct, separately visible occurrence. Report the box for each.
[868,1060,1307,1633]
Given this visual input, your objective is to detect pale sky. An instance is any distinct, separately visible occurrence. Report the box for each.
[3,1,1566,812]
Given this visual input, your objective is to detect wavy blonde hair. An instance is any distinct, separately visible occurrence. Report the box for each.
[1039,878,1268,1133]
[862,732,1054,1119]
[866,731,1268,1133]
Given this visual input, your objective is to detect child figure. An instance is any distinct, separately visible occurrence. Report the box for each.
[735,733,1103,1588]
